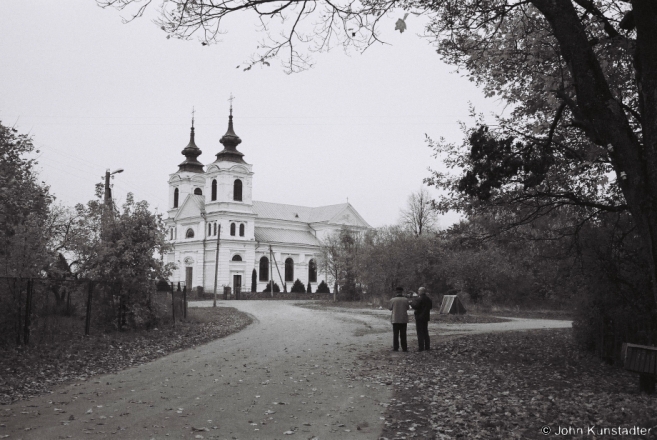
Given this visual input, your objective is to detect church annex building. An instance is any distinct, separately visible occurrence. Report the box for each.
[165,108,370,294]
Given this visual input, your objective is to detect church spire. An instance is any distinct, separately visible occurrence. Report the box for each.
[178,109,204,173]
[216,94,246,164]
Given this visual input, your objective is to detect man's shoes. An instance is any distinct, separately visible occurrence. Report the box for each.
[402,349,408,352]
[392,349,398,352]
[418,349,424,352]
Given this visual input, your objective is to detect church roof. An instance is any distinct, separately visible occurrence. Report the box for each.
[174,194,205,221]
[178,121,204,173]
[252,201,351,223]
[254,227,320,246]
[215,107,246,164]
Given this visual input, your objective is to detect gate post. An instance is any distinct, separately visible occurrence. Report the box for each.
[23,279,33,345]
[171,282,176,326]
[85,281,94,336]
[183,286,187,319]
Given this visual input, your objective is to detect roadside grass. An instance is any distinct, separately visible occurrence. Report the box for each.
[0,307,252,405]
[352,329,657,439]
[470,304,574,320]
[299,301,510,324]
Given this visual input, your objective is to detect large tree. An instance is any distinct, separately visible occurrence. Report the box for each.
[100,0,657,307]
[68,189,172,328]
[0,121,53,277]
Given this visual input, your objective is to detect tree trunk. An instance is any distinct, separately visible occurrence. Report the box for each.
[532,0,657,329]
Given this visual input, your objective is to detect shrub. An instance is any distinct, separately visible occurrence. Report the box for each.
[156,279,170,292]
[307,282,313,293]
[251,269,257,292]
[195,286,204,298]
[291,279,305,293]
[317,280,330,293]
[263,281,281,293]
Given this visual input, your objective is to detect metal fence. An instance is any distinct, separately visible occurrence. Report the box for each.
[0,277,190,348]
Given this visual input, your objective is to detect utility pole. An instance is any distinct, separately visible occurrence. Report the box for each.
[104,168,124,208]
[213,224,221,307]
[102,168,123,240]
[269,246,273,298]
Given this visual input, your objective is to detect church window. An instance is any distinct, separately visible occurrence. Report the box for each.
[285,258,294,282]
[170,228,174,240]
[194,188,202,195]
[233,179,242,201]
[239,224,245,237]
[230,223,236,236]
[211,179,217,201]
[232,254,242,262]
[173,188,179,208]
[186,228,194,239]
[259,257,269,281]
[208,223,212,236]
[214,222,217,236]
[308,259,317,283]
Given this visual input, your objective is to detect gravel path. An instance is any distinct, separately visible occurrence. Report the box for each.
[2,301,571,440]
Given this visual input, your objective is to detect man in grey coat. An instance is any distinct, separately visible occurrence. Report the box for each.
[388,286,410,352]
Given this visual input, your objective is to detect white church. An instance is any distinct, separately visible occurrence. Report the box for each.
[164,107,370,295]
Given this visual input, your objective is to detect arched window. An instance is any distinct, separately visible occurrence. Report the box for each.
[239,224,245,237]
[232,254,242,261]
[173,188,179,208]
[213,222,217,236]
[170,228,174,240]
[259,257,269,281]
[285,258,294,282]
[208,223,212,236]
[185,228,194,239]
[211,179,217,201]
[233,179,242,201]
[230,223,236,236]
[194,188,202,195]
[308,259,317,283]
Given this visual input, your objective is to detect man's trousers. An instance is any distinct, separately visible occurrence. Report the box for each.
[416,319,430,351]
[392,323,407,351]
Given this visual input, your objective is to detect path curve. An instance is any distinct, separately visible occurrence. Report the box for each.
[2,301,571,440]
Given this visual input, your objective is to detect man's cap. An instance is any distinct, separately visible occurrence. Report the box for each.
[418,287,426,294]
[395,286,404,292]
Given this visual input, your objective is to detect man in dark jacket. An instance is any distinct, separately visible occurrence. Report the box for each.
[411,287,433,351]
[388,286,410,352]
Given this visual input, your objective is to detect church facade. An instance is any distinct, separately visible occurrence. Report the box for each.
[164,109,370,294]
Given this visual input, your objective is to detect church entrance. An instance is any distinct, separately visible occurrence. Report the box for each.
[233,274,242,300]
[185,267,193,291]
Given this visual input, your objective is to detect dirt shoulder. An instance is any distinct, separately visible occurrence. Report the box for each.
[0,307,252,405]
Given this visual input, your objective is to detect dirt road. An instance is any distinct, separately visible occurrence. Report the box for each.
[2,301,571,440]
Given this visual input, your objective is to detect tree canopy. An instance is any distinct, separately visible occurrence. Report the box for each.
[99,0,657,311]
[0,121,53,277]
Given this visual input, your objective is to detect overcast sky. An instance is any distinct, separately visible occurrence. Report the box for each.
[1,1,502,228]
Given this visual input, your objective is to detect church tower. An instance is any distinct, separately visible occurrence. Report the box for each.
[168,117,206,213]
[203,103,256,294]
[204,105,254,209]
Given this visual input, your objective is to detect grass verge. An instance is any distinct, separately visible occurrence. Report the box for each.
[298,301,509,324]
[351,329,657,439]
[0,307,252,405]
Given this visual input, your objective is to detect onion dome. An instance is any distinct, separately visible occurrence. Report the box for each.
[215,106,246,164]
[178,118,204,173]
